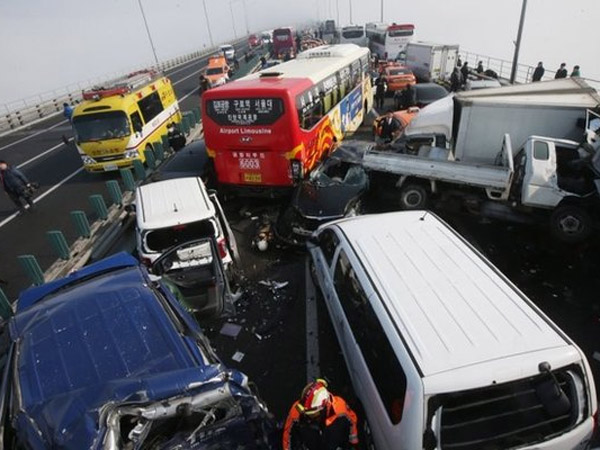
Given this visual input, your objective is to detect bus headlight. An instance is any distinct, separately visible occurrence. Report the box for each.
[124,149,139,159]
[291,159,303,180]
[80,155,96,165]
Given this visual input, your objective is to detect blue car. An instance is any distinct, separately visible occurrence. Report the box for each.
[0,248,277,449]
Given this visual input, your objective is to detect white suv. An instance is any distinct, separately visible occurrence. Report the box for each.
[135,177,238,269]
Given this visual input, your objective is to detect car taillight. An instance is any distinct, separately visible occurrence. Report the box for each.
[217,238,227,259]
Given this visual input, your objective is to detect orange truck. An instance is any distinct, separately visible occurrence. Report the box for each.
[204,55,230,88]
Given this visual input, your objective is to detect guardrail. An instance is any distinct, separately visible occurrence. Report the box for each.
[0,109,203,317]
[0,37,247,136]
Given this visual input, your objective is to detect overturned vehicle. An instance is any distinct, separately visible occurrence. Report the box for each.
[276,142,369,245]
[0,252,277,449]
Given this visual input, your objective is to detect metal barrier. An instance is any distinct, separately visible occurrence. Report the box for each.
[0,36,248,135]
[15,111,204,292]
[462,50,548,84]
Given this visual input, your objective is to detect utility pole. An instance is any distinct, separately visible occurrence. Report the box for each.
[137,0,159,67]
[202,0,214,47]
[380,0,384,22]
[229,1,238,38]
[510,0,528,84]
[348,0,353,24]
[242,0,250,35]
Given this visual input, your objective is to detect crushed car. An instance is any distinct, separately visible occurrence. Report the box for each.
[0,252,278,449]
[276,142,369,245]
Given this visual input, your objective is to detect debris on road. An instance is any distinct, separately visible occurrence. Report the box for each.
[220,322,242,338]
[259,280,289,289]
[232,351,245,362]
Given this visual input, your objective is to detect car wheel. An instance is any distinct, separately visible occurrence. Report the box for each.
[399,184,428,210]
[550,205,592,243]
[361,417,377,450]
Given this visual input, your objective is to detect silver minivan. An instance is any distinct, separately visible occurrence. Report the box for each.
[308,210,597,450]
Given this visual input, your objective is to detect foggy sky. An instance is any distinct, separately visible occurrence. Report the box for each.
[1,0,598,105]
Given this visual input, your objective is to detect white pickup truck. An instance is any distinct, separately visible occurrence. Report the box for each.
[363,127,600,242]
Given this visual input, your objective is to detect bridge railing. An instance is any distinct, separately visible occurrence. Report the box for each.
[461,50,539,84]
[0,37,247,135]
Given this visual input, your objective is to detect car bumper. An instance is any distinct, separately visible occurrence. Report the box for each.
[84,158,142,173]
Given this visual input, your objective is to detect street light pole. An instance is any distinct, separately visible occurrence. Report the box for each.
[241,0,250,35]
[510,0,528,84]
[380,0,384,22]
[202,0,214,47]
[229,1,238,38]
[348,0,353,24]
[336,0,340,24]
[137,0,159,67]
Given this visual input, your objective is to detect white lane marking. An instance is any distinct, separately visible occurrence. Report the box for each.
[305,258,320,382]
[0,167,84,229]
[17,142,65,169]
[0,119,69,152]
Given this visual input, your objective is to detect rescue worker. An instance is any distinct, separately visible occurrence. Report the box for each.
[283,379,359,450]
[0,160,35,213]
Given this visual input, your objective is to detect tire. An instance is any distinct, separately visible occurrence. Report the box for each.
[399,184,428,210]
[550,205,592,243]
[361,417,377,450]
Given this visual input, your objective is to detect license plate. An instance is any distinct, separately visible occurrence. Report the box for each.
[243,173,262,183]
[239,158,260,170]
[103,164,118,171]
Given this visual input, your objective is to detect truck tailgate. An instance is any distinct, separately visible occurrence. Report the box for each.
[363,150,512,190]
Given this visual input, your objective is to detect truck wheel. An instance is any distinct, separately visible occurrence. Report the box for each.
[399,184,428,210]
[550,205,592,243]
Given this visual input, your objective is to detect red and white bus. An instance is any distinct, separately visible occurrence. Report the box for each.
[272,27,297,59]
[366,23,415,60]
[202,44,372,193]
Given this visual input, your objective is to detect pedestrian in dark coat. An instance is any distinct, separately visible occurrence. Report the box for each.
[532,62,545,82]
[476,61,484,74]
[0,160,34,213]
[554,63,568,79]
[375,76,387,110]
[570,65,581,77]
[460,61,469,84]
[450,67,462,92]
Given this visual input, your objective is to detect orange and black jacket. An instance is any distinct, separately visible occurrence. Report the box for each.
[282,395,359,450]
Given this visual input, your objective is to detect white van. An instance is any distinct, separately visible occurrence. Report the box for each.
[308,210,597,450]
[135,177,238,268]
[220,44,235,61]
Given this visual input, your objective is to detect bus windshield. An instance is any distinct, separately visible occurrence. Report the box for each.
[73,111,130,142]
[206,67,224,75]
[342,29,364,39]
[388,29,413,38]
[274,31,291,42]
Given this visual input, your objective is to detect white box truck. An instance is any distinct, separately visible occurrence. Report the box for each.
[402,41,459,82]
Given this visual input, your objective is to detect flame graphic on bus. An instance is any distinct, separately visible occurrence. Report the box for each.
[304,114,342,172]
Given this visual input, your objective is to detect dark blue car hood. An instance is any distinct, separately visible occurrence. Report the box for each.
[9,256,223,449]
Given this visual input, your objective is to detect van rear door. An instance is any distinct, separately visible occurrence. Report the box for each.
[152,238,234,319]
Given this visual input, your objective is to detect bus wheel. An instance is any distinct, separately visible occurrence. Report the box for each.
[550,205,592,243]
[399,184,428,210]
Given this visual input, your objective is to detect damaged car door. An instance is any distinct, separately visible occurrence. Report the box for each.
[152,237,235,318]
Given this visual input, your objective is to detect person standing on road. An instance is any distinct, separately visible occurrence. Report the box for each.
[63,102,73,122]
[450,66,462,92]
[476,61,484,74]
[375,75,387,110]
[554,63,568,79]
[0,160,34,214]
[571,65,581,77]
[377,110,402,145]
[460,61,469,85]
[283,379,359,450]
[532,62,545,82]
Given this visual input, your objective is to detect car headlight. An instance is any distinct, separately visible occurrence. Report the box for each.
[124,149,139,159]
[80,155,96,165]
